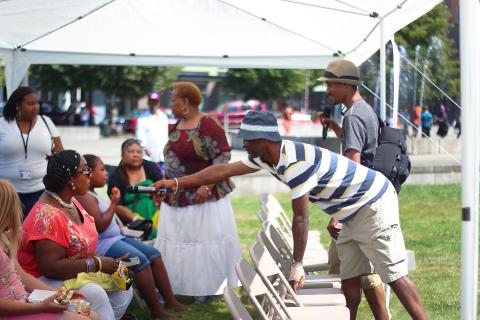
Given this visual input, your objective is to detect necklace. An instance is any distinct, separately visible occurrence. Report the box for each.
[45,190,74,209]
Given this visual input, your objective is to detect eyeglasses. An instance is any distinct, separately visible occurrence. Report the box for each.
[76,167,91,176]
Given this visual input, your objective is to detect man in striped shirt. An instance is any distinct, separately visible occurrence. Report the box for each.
[154,111,427,319]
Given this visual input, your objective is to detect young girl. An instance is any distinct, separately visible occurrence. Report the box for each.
[76,155,186,319]
[0,179,98,320]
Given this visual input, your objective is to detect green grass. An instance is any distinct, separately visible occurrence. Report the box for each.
[128,184,462,319]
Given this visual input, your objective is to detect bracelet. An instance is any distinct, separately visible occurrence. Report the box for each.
[84,259,89,273]
[86,258,93,273]
[173,178,179,196]
[95,256,102,273]
[91,256,97,272]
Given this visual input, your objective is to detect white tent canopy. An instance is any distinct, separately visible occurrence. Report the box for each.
[0,0,441,96]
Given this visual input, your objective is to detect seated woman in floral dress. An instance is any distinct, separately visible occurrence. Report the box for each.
[18,150,133,320]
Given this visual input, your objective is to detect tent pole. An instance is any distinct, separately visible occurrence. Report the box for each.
[391,36,400,128]
[460,0,480,319]
[379,18,386,121]
[4,50,30,97]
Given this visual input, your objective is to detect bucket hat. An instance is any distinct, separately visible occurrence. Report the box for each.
[317,59,363,85]
[238,111,281,142]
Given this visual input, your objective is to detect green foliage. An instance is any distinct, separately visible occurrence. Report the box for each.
[30,65,180,99]
[223,69,307,101]
[396,3,459,101]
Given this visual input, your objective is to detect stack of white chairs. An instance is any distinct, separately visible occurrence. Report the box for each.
[224,193,351,319]
[249,242,345,306]
[258,194,330,272]
[233,258,350,319]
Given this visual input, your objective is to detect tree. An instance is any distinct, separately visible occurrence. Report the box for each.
[30,65,180,103]
[396,3,459,104]
[223,69,308,101]
[358,3,459,117]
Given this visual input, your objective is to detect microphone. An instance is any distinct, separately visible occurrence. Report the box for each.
[126,186,172,194]
[322,107,332,141]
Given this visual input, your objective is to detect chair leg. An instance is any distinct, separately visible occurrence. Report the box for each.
[385,285,392,320]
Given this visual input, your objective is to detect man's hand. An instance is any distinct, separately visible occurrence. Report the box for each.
[311,112,341,136]
[327,218,342,240]
[288,262,305,293]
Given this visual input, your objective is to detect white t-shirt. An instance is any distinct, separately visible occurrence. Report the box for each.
[135,110,169,162]
[0,116,59,193]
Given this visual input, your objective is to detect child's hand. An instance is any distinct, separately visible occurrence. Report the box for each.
[39,295,68,313]
[110,187,121,205]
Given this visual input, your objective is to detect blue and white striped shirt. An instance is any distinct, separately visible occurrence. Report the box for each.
[242,140,390,222]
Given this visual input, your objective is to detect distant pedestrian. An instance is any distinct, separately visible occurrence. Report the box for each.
[454,112,461,138]
[421,106,433,137]
[435,104,449,138]
[135,92,169,169]
[81,107,90,127]
[411,105,421,137]
[282,106,294,135]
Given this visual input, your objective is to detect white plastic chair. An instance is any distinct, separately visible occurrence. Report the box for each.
[257,229,341,289]
[235,258,349,320]
[260,193,322,243]
[249,242,345,307]
[223,287,254,320]
[267,223,329,273]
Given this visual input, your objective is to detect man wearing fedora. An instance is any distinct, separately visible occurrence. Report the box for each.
[312,59,387,318]
[153,111,427,320]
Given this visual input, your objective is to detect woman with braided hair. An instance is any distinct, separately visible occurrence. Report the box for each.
[18,150,133,320]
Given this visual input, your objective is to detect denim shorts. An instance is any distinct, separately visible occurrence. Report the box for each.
[105,237,161,273]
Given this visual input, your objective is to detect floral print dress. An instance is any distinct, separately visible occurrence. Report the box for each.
[163,115,234,207]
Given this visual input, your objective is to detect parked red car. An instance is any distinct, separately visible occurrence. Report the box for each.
[209,99,267,129]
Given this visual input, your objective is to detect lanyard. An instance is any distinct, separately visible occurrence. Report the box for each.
[17,120,32,160]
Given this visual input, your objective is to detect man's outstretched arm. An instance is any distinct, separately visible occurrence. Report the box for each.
[153,161,258,191]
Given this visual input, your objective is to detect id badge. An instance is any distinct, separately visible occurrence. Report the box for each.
[18,169,32,180]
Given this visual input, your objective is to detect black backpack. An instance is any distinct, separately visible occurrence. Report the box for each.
[361,116,411,193]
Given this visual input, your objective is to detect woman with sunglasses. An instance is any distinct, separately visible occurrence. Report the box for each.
[18,150,133,320]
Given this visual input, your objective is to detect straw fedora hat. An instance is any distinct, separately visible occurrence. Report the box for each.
[317,59,363,86]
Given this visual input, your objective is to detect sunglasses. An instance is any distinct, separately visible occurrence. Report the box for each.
[76,167,92,177]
